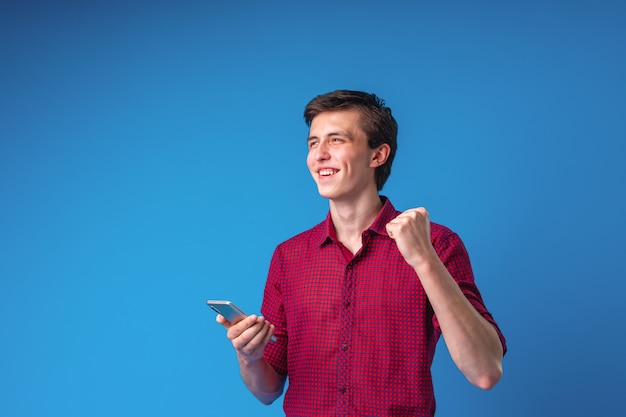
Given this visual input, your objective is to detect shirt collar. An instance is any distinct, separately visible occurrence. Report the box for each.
[318,196,398,247]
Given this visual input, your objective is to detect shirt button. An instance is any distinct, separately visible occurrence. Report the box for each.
[344,301,350,308]
[339,386,347,393]
[342,344,348,351]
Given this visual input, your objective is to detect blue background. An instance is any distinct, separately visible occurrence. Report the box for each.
[1,1,625,416]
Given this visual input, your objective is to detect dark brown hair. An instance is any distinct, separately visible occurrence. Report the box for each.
[304,90,398,191]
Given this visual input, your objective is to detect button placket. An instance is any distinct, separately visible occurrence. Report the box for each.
[337,262,354,415]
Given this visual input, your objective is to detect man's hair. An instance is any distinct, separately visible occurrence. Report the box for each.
[304,90,398,191]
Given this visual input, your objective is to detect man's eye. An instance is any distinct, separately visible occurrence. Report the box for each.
[308,141,318,148]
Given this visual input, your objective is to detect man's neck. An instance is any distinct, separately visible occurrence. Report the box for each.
[329,191,384,253]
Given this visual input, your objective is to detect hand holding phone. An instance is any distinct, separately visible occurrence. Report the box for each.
[207,300,276,342]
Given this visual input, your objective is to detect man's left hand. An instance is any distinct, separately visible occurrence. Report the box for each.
[385,207,437,270]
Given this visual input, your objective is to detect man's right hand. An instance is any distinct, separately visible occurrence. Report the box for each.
[216,314,275,362]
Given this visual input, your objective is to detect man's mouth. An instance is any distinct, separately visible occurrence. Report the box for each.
[319,169,338,177]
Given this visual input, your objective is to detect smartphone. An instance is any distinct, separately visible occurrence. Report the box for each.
[207,300,276,342]
[206,300,248,324]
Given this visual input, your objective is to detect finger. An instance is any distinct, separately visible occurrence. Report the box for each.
[388,213,412,226]
[397,207,428,216]
[266,323,276,343]
[249,320,272,346]
[247,317,273,340]
[260,323,275,345]
[232,319,269,349]
[256,319,277,346]
[406,207,429,220]
[233,315,269,341]
[216,314,231,328]
[386,216,409,235]
[227,315,259,340]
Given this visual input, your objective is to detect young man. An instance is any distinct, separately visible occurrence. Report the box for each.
[217,90,506,416]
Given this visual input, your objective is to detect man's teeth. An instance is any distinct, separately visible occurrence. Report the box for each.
[320,169,336,176]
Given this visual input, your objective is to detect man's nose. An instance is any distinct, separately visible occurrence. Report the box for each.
[315,140,330,160]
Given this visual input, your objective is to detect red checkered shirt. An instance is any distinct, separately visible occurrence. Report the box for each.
[261,197,506,417]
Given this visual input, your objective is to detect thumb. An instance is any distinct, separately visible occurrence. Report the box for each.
[216,314,232,328]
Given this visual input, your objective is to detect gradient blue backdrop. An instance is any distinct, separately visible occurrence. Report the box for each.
[1,1,625,416]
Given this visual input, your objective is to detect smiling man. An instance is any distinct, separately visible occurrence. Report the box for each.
[217,90,506,416]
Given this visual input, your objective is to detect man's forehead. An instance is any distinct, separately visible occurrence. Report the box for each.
[308,109,364,136]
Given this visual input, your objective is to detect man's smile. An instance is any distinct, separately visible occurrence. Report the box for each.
[318,168,339,177]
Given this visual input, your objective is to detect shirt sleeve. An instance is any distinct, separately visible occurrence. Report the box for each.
[432,231,507,354]
[261,245,290,376]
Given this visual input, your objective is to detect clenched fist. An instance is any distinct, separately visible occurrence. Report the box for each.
[385,207,438,270]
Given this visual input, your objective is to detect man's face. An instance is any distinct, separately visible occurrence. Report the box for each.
[306,109,379,202]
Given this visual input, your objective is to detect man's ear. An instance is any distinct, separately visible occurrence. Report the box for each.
[370,143,391,168]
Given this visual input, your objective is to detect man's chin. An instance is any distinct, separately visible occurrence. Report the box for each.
[316,186,335,200]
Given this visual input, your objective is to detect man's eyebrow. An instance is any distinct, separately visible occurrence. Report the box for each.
[307,130,351,141]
